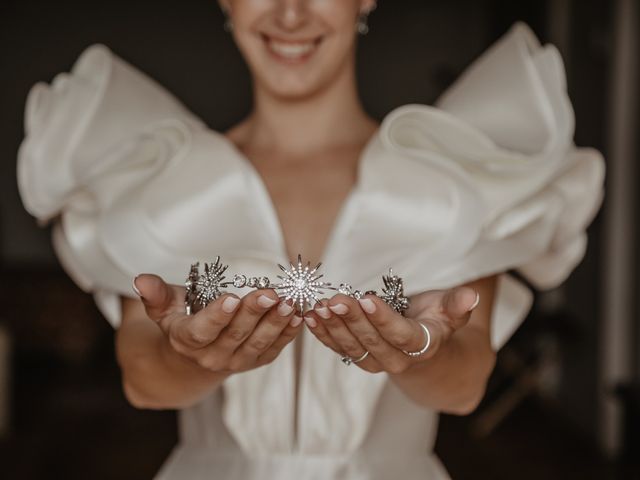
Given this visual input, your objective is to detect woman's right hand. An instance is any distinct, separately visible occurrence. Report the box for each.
[133,274,303,375]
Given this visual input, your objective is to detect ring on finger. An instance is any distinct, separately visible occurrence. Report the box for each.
[340,350,369,366]
[402,322,431,357]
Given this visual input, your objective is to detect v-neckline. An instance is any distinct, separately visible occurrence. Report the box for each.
[214,128,381,452]
[215,129,380,266]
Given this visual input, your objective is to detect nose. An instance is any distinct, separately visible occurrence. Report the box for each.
[274,0,309,30]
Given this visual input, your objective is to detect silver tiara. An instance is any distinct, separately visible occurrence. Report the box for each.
[184,254,410,316]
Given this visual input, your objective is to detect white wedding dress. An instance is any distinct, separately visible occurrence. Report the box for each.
[17,22,605,479]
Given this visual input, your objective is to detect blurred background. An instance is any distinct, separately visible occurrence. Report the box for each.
[0,0,638,478]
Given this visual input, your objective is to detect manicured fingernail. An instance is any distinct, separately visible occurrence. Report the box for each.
[277,301,294,316]
[132,276,142,297]
[329,303,348,315]
[358,298,376,314]
[222,296,241,313]
[315,306,331,319]
[257,295,277,308]
[290,315,303,327]
[468,291,480,311]
[304,316,317,328]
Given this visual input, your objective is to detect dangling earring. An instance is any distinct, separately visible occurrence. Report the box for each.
[356,3,376,35]
[356,12,369,35]
[223,10,233,32]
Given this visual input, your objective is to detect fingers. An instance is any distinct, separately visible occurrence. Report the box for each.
[303,306,343,354]
[134,274,185,322]
[134,273,307,372]
[229,299,298,370]
[441,286,480,330]
[307,297,386,373]
[211,289,282,351]
[160,288,304,373]
[407,286,479,331]
[355,295,427,353]
[257,320,304,366]
[168,293,242,351]
[316,298,366,355]
[327,295,414,373]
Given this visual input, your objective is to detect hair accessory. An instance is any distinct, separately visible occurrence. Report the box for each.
[184,254,410,316]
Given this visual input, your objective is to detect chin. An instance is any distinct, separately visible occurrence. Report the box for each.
[257,74,331,100]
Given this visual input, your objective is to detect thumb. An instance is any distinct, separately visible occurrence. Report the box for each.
[442,286,480,330]
[133,273,184,322]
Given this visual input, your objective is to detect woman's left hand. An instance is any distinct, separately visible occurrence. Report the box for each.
[303,286,480,374]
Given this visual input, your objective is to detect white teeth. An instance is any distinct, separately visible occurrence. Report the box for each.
[268,39,316,59]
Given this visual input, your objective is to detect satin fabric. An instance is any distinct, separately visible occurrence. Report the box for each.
[17,22,605,479]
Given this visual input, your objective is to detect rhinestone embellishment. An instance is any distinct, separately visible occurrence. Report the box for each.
[378,269,410,314]
[273,254,331,313]
[184,255,410,316]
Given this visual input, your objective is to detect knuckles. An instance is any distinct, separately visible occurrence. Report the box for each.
[360,333,382,348]
[242,300,265,317]
[389,332,414,350]
[322,315,341,328]
[341,311,361,323]
[341,340,362,354]
[196,354,223,372]
[246,337,271,352]
[168,335,191,356]
[199,308,231,328]
[226,327,249,342]
[185,329,211,347]
[370,313,391,328]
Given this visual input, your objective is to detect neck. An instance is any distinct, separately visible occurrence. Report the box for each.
[242,52,377,156]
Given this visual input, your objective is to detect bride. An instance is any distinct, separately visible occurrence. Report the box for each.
[17,1,605,478]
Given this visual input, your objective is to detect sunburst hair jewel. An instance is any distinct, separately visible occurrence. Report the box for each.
[184,254,410,316]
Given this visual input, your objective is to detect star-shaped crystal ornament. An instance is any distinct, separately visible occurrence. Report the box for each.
[378,268,410,314]
[272,254,332,313]
[184,254,410,317]
[189,256,229,309]
[184,263,200,315]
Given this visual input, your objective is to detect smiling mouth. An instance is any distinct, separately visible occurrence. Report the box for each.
[261,34,323,63]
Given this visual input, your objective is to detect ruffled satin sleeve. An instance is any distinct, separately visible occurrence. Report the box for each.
[17,44,205,327]
[330,22,605,350]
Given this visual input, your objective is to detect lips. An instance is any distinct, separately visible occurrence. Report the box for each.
[261,34,323,63]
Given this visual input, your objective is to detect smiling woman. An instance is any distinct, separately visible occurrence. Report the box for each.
[16,1,604,479]
[221,0,376,98]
